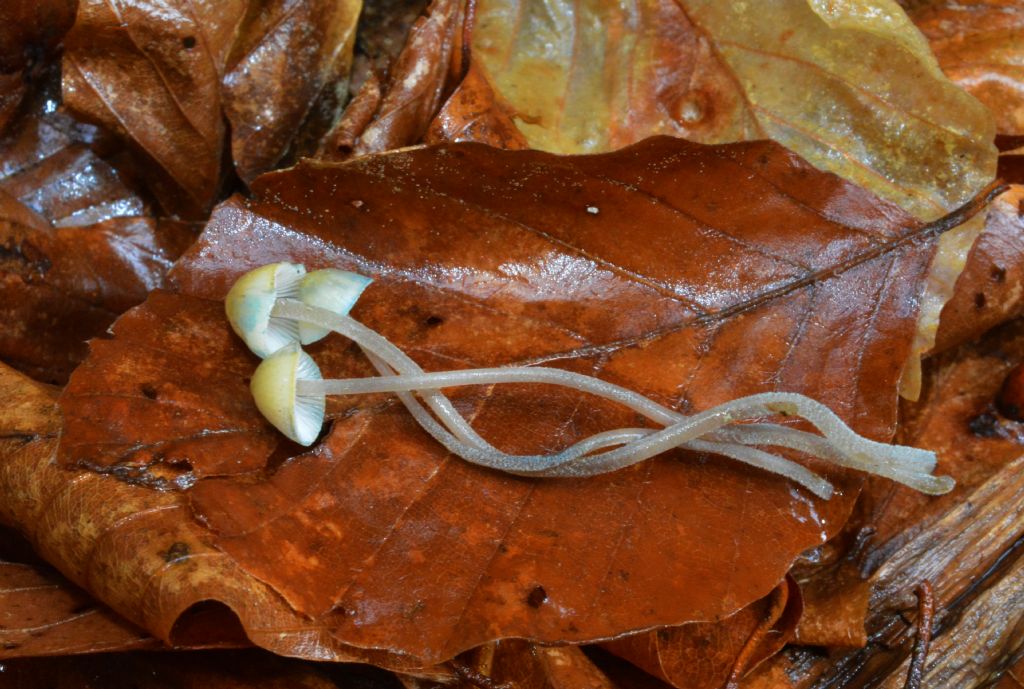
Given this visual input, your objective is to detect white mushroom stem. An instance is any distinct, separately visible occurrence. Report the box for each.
[270,300,953,497]
[358,349,838,498]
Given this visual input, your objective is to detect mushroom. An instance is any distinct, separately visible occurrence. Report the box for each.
[230,262,955,499]
[250,343,326,446]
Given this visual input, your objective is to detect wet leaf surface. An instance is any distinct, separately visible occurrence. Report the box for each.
[0,527,159,659]
[0,0,76,135]
[62,0,245,217]
[456,641,624,689]
[223,0,362,182]
[447,0,996,218]
[329,0,464,158]
[434,0,1002,397]
[603,578,801,689]
[52,137,982,664]
[935,186,1024,353]
[909,0,1024,136]
[0,361,453,671]
[0,106,196,383]
[61,0,361,214]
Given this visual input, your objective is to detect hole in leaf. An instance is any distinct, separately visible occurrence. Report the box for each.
[140,383,158,400]
[968,412,1000,438]
[182,36,196,49]
[526,585,547,608]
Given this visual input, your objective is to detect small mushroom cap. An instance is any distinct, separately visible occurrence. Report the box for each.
[250,343,325,446]
[225,262,306,357]
[298,269,373,344]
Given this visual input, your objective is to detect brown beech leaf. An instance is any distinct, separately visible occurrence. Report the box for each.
[602,577,801,689]
[456,641,623,689]
[329,0,464,158]
[53,138,997,665]
[908,0,1024,136]
[935,185,1024,353]
[781,315,1024,657]
[0,541,159,658]
[0,524,153,659]
[223,0,362,182]
[0,361,456,671]
[0,108,195,383]
[445,0,996,218]
[434,0,1000,400]
[62,0,361,214]
[62,0,246,217]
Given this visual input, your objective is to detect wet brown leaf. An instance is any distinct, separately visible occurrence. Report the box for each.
[62,0,246,216]
[744,317,1024,688]
[432,0,1001,399]
[457,641,622,689]
[52,138,990,664]
[603,578,801,689]
[935,186,1024,353]
[62,0,361,214]
[0,361,454,672]
[0,0,76,135]
[0,539,159,658]
[909,0,1024,136]
[0,106,196,383]
[223,0,361,182]
[331,0,464,157]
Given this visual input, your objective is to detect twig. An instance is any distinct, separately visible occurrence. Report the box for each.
[904,580,935,689]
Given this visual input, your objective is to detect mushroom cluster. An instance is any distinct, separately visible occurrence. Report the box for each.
[225,262,955,500]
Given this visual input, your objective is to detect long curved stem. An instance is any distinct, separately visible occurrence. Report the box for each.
[270,300,952,496]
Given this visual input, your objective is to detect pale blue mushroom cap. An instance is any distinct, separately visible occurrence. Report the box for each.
[298,269,373,344]
[225,262,306,358]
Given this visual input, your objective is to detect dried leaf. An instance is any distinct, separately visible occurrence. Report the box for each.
[62,0,246,216]
[458,641,621,689]
[223,0,362,182]
[908,0,1024,136]
[62,0,361,213]
[0,0,76,134]
[52,138,986,664]
[452,0,996,214]
[0,361,450,671]
[935,186,1024,353]
[343,0,465,156]
[0,107,195,382]
[746,318,1024,688]
[603,578,801,689]
[0,552,159,658]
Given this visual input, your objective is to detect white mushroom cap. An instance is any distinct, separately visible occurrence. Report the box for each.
[225,262,306,357]
[250,343,326,446]
[298,269,373,344]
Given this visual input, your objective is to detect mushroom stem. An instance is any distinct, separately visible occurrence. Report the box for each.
[270,299,952,496]
[358,348,839,498]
